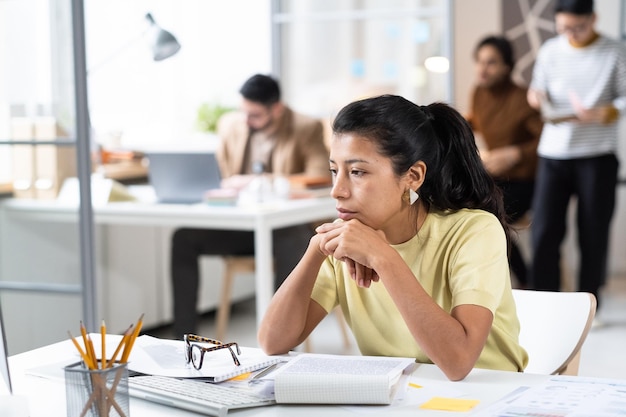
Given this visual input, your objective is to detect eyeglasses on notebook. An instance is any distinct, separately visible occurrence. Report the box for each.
[184,334,241,370]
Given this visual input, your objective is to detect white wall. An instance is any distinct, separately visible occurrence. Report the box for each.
[0,1,272,154]
[452,0,501,112]
[84,0,272,149]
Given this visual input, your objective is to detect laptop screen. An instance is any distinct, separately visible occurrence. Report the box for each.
[145,152,222,204]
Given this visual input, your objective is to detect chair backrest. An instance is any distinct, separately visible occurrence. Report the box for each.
[512,289,596,375]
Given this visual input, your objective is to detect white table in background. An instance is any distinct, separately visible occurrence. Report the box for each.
[0,194,337,328]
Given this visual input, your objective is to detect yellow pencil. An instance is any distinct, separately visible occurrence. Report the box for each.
[86,334,97,370]
[80,321,100,369]
[79,320,89,352]
[100,320,106,369]
[68,331,95,369]
[105,324,132,368]
[121,313,144,363]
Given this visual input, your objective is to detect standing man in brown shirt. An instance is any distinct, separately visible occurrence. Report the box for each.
[466,36,543,287]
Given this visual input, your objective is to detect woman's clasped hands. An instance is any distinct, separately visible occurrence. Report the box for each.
[314,219,388,288]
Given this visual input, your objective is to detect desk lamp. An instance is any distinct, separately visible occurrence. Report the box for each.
[145,13,181,61]
[88,12,181,73]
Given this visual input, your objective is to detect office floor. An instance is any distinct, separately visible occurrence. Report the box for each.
[147,273,626,379]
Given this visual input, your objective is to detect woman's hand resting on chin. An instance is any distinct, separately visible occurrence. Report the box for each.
[315,219,385,288]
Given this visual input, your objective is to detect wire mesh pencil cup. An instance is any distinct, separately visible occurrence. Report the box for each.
[64,361,130,417]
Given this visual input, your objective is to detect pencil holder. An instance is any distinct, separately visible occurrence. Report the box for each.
[64,361,130,417]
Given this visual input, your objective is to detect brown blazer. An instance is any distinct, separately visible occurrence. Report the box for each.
[216,107,330,179]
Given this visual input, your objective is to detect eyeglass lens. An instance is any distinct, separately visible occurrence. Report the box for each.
[189,344,204,369]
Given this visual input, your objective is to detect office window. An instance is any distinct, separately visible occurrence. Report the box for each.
[272,0,452,118]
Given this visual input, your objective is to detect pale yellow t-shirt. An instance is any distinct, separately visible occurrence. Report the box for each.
[311,208,528,372]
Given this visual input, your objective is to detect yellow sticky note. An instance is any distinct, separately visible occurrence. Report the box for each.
[229,372,251,381]
[408,382,423,389]
[419,396,480,412]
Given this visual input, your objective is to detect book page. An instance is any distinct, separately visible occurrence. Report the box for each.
[272,354,415,404]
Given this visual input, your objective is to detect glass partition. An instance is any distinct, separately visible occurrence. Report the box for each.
[0,0,85,355]
[272,0,452,119]
[0,0,274,355]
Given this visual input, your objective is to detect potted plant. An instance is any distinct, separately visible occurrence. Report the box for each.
[196,103,234,133]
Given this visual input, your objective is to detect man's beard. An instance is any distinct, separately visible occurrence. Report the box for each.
[248,116,274,134]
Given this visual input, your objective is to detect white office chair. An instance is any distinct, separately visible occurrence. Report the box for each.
[512,289,596,376]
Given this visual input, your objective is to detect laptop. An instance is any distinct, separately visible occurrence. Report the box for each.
[0,301,11,395]
[1,300,28,416]
[146,152,222,204]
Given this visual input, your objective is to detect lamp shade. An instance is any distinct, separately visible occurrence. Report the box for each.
[145,13,181,61]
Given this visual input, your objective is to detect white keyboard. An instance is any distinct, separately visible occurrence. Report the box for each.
[129,374,275,417]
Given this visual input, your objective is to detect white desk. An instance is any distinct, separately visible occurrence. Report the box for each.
[0,196,336,325]
[8,337,552,417]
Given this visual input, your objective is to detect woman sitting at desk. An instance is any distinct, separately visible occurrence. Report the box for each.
[258,95,528,381]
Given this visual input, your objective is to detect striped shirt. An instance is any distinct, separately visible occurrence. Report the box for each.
[530,34,626,159]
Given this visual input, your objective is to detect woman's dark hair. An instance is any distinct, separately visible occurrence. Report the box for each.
[332,94,509,237]
[474,35,515,71]
[239,74,281,106]
[555,0,593,15]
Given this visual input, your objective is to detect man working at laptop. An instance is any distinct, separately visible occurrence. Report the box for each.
[171,74,331,337]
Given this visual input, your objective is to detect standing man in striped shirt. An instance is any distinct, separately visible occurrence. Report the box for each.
[527,0,626,309]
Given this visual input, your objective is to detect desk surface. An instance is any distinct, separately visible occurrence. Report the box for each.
[0,193,337,230]
[7,337,552,417]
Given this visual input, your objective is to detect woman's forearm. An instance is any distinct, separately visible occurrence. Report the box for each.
[257,243,327,354]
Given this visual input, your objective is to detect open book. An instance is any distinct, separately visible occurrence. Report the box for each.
[270,353,416,404]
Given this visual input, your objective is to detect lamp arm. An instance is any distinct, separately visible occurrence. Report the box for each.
[87,28,148,75]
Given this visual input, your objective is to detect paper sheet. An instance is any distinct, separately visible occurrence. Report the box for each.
[474,375,626,417]
[128,335,281,381]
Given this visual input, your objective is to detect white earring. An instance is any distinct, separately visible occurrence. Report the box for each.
[409,189,419,205]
